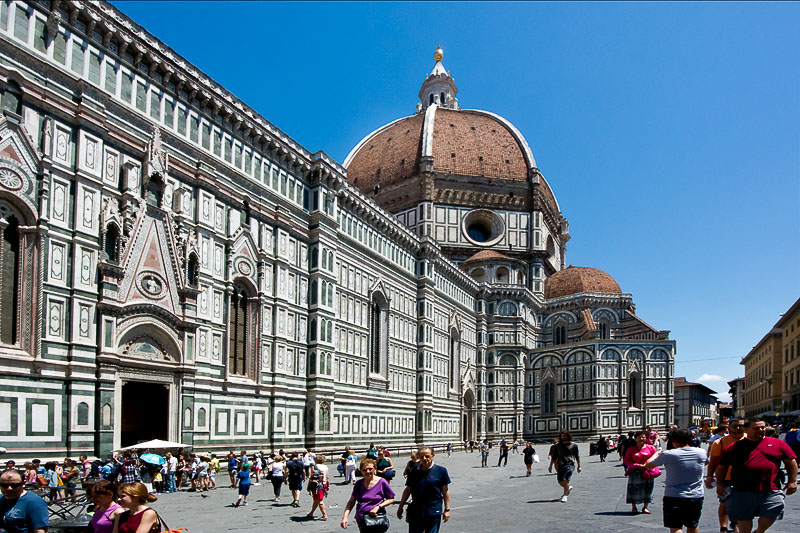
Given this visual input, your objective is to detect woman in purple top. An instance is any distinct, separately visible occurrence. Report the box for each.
[87,479,124,533]
[340,458,396,531]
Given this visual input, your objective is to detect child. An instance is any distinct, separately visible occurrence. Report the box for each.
[234,463,251,507]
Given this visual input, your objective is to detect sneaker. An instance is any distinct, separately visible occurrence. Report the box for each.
[254,483,261,486]
[526,472,531,477]
[567,486,573,495]
[234,502,239,508]
[560,495,568,503]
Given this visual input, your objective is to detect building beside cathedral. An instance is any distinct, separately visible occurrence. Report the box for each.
[0,0,674,460]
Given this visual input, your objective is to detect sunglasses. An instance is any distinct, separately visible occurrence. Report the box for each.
[0,482,23,488]
[730,424,745,428]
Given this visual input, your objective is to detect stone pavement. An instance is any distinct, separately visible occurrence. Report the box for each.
[151,444,799,532]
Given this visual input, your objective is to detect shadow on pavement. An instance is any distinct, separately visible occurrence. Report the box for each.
[595,511,636,516]
[527,499,562,503]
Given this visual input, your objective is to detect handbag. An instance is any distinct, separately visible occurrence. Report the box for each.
[405,501,423,524]
[382,468,395,481]
[359,510,390,533]
[642,466,662,480]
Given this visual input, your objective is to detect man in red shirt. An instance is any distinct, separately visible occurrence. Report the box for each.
[715,417,797,533]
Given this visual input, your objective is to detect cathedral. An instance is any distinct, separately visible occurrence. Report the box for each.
[0,0,674,460]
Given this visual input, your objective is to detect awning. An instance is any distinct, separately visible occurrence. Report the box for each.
[756,411,781,417]
[114,439,191,452]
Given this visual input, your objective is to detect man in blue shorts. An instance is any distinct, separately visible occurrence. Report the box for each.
[715,417,797,533]
[548,430,581,503]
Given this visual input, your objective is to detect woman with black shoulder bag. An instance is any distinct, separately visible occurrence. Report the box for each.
[340,458,395,532]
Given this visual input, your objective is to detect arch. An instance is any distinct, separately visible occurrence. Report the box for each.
[628,372,642,409]
[649,348,669,360]
[76,402,90,426]
[497,301,517,316]
[369,289,389,376]
[0,211,20,344]
[449,327,460,390]
[626,348,645,361]
[496,267,509,283]
[565,350,592,365]
[118,322,181,362]
[470,268,486,282]
[498,354,517,367]
[318,402,331,432]
[187,253,199,286]
[228,281,255,376]
[600,349,621,361]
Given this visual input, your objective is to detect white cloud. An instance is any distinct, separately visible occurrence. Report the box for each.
[697,374,727,382]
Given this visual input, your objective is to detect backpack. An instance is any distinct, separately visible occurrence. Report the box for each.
[89,460,101,479]
[105,463,120,481]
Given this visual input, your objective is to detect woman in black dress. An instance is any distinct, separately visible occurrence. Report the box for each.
[522,442,536,477]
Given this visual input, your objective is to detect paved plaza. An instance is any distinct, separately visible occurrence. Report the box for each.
[151,444,798,532]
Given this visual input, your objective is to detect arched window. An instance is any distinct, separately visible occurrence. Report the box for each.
[496,267,509,283]
[77,402,89,426]
[554,324,567,345]
[429,93,434,105]
[487,417,494,432]
[598,321,609,339]
[198,407,207,427]
[1,213,20,345]
[449,329,459,390]
[326,322,332,342]
[310,280,318,304]
[440,92,446,104]
[488,390,494,402]
[542,381,555,415]
[309,319,317,341]
[145,175,164,207]
[369,292,389,376]
[187,253,199,286]
[228,283,250,376]
[628,374,641,408]
[488,372,494,384]
[498,301,517,316]
[310,247,318,269]
[318,402,331,432]
[241,200,250,226]
[104,224,120,262]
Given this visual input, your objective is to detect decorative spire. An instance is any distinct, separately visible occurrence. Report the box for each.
[417,46,459,113]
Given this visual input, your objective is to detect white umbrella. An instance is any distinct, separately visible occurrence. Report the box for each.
[114,439,191,452]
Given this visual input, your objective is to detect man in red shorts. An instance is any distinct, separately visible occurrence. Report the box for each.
[715,417,797,533]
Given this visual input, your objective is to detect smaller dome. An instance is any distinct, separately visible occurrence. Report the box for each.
[461,249,510,265]
[544,265,622,299]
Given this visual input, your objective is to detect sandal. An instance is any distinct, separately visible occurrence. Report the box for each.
[642,509,651,515]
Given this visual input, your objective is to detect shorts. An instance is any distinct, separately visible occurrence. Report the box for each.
[727,490,785,522]
[238,483,251,496]
[556,464,574,482]
[289,478,303,491]
[663,496,703,529]
[313,488,326,500]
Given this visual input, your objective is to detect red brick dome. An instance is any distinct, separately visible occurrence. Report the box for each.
[544,265,622,299]
[343,107,560,215]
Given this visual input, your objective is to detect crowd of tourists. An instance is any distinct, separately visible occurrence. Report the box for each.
[1,418,798,532]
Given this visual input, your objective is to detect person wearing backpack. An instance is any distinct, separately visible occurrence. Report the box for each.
[305,455,329,521]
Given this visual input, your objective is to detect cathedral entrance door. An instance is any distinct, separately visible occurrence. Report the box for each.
[120,381,169,447]
[462,389,476,442]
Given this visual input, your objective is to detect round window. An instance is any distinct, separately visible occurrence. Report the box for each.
[462,209,505,246]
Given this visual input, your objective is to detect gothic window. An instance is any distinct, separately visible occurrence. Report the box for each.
[369,291,389,376]
[449,329,459,390]
[599,321,609,339]
[1,81,22,115]
[554,324,567,345]
[487,417,494,432]
[309,319,316,341]
[228,283,250,376]
[488,390,494,402]
[310,280,318,304]
[77,402,89,426]
[628,374,642,409]
[440,92,446,104]
[187,254,199,286]
[429,93,434,105]
[145,175,164,207]
[241,200,250,226]
[542,381,555,415]
[498,301,517,316]
[0,213,20,345]
[318,402,330,432]
[104,224,120,262]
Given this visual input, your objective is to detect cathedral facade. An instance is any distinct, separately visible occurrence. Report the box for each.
[0,1,674,460]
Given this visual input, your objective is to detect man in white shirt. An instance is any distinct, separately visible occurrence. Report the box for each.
[166,452,178,493]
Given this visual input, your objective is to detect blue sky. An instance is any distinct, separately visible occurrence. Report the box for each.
[112,1,800,401]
